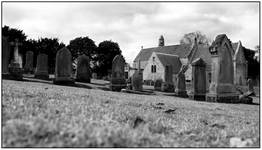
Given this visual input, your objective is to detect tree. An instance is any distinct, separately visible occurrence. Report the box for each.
[180,31,210,45]
[2,25,27,42]
[93,40,122,77]
[67,36,97,62]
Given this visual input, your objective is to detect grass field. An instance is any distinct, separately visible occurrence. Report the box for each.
[2,79,260,147]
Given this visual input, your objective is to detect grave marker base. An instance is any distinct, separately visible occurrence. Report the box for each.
[206,93,239,103]
[188,93,206,101]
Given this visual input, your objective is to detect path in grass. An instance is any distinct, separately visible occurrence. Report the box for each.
[2,79,260,147]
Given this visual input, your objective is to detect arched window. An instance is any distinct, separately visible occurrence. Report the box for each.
[151,65,154,73]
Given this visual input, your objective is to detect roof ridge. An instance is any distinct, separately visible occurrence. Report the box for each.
[154,52,179,57]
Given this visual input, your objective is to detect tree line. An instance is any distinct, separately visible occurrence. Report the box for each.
[2,25,123,78]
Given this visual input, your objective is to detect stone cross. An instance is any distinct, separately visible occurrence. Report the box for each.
[10,39,22,64]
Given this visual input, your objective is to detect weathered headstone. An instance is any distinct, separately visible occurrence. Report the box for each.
[2,36,10,75]
[175,72,187,97]
[188,58,206,101]
[246,78,255,96]
[75,54,91,83]
[8,39,23,80]
[154,78,163,91]
[92,73,97,79]
[24,51,34,74]
[206,34,239,103]
[53,47,74,84]
[132,60,143,91]
[161,65,174,92]
[233,41,247,86]
[110,55,126,91]
[35,53,49,80]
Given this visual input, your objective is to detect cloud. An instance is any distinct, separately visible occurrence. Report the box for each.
[2,2,259,64]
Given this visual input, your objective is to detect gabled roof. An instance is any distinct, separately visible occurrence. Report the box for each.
[155,52,182,74]
[134,44,192,62]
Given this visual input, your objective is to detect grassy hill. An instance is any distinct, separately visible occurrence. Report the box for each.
[2,79,260,147]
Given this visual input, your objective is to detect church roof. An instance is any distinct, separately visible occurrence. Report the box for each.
[134,44,192,62]
[155,53,182,74]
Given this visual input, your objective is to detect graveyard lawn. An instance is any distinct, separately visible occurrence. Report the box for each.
[2,79,259,147]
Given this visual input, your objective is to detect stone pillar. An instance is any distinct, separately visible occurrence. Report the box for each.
[188,58,206,101]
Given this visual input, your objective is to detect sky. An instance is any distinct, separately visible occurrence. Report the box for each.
[2,2,259,64]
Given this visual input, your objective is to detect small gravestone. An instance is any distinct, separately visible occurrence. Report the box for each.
[2,36,10,75]
[154,78,163,91]
[206,34,239,103]
[132,60,143,91]
[35,53,49,80]
[110,55,126,91]
[188,58,206,101]
[92,73,97,79]
[24,51,34,74]
[175,72,187,97]
[8,39,23,80]
[246,78,255,96]
[75,54,91,83]
[53,47,74,84]
[161,65,174,92]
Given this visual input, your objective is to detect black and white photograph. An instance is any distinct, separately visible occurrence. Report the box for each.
[1,1,260,147]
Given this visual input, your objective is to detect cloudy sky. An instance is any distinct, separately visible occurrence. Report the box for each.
[3,2,259,64]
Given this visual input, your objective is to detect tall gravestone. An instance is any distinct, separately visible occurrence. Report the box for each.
[161,65,174,92]
[206,34,239,103]
[53,47,74,84]
[75,54,91,83]
[175,65,187,97]
[8,39,23,80]
[35,53,49,79]
[188,58,206,101]
[247,78,255,96]
[132,60,143,91]
[24,51,34,74]
[110,55,126,91]
[2,36,10,75]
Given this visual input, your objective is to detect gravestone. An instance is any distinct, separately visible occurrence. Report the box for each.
[175,72,187,97]
[154,78,163,91]
[161,65,174,92]
[2,36,10,75]
[75,54,91,83]
[247,78,255,96]
[132,60,143,91]
[35,53,49,80]
[188,58,206,101]
[206,34,239,103]
[8,39,23,80]
[92,73,97,79]
[53,47,74,84]
[233,41,247,86]
[24,51,34,74]
[110,55,126,91]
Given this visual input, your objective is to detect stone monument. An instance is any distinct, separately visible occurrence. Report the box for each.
[110,55,126,91]
[175,65,188,97]
[24,51,34,74]
[206,34,239,103]
[75,54,91,83]
[188,58,206,101]
[53,47,74,84]
[132,60,143,91]
[35,53,49,80]
[8,39,23,80]
[161,65,174,92]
